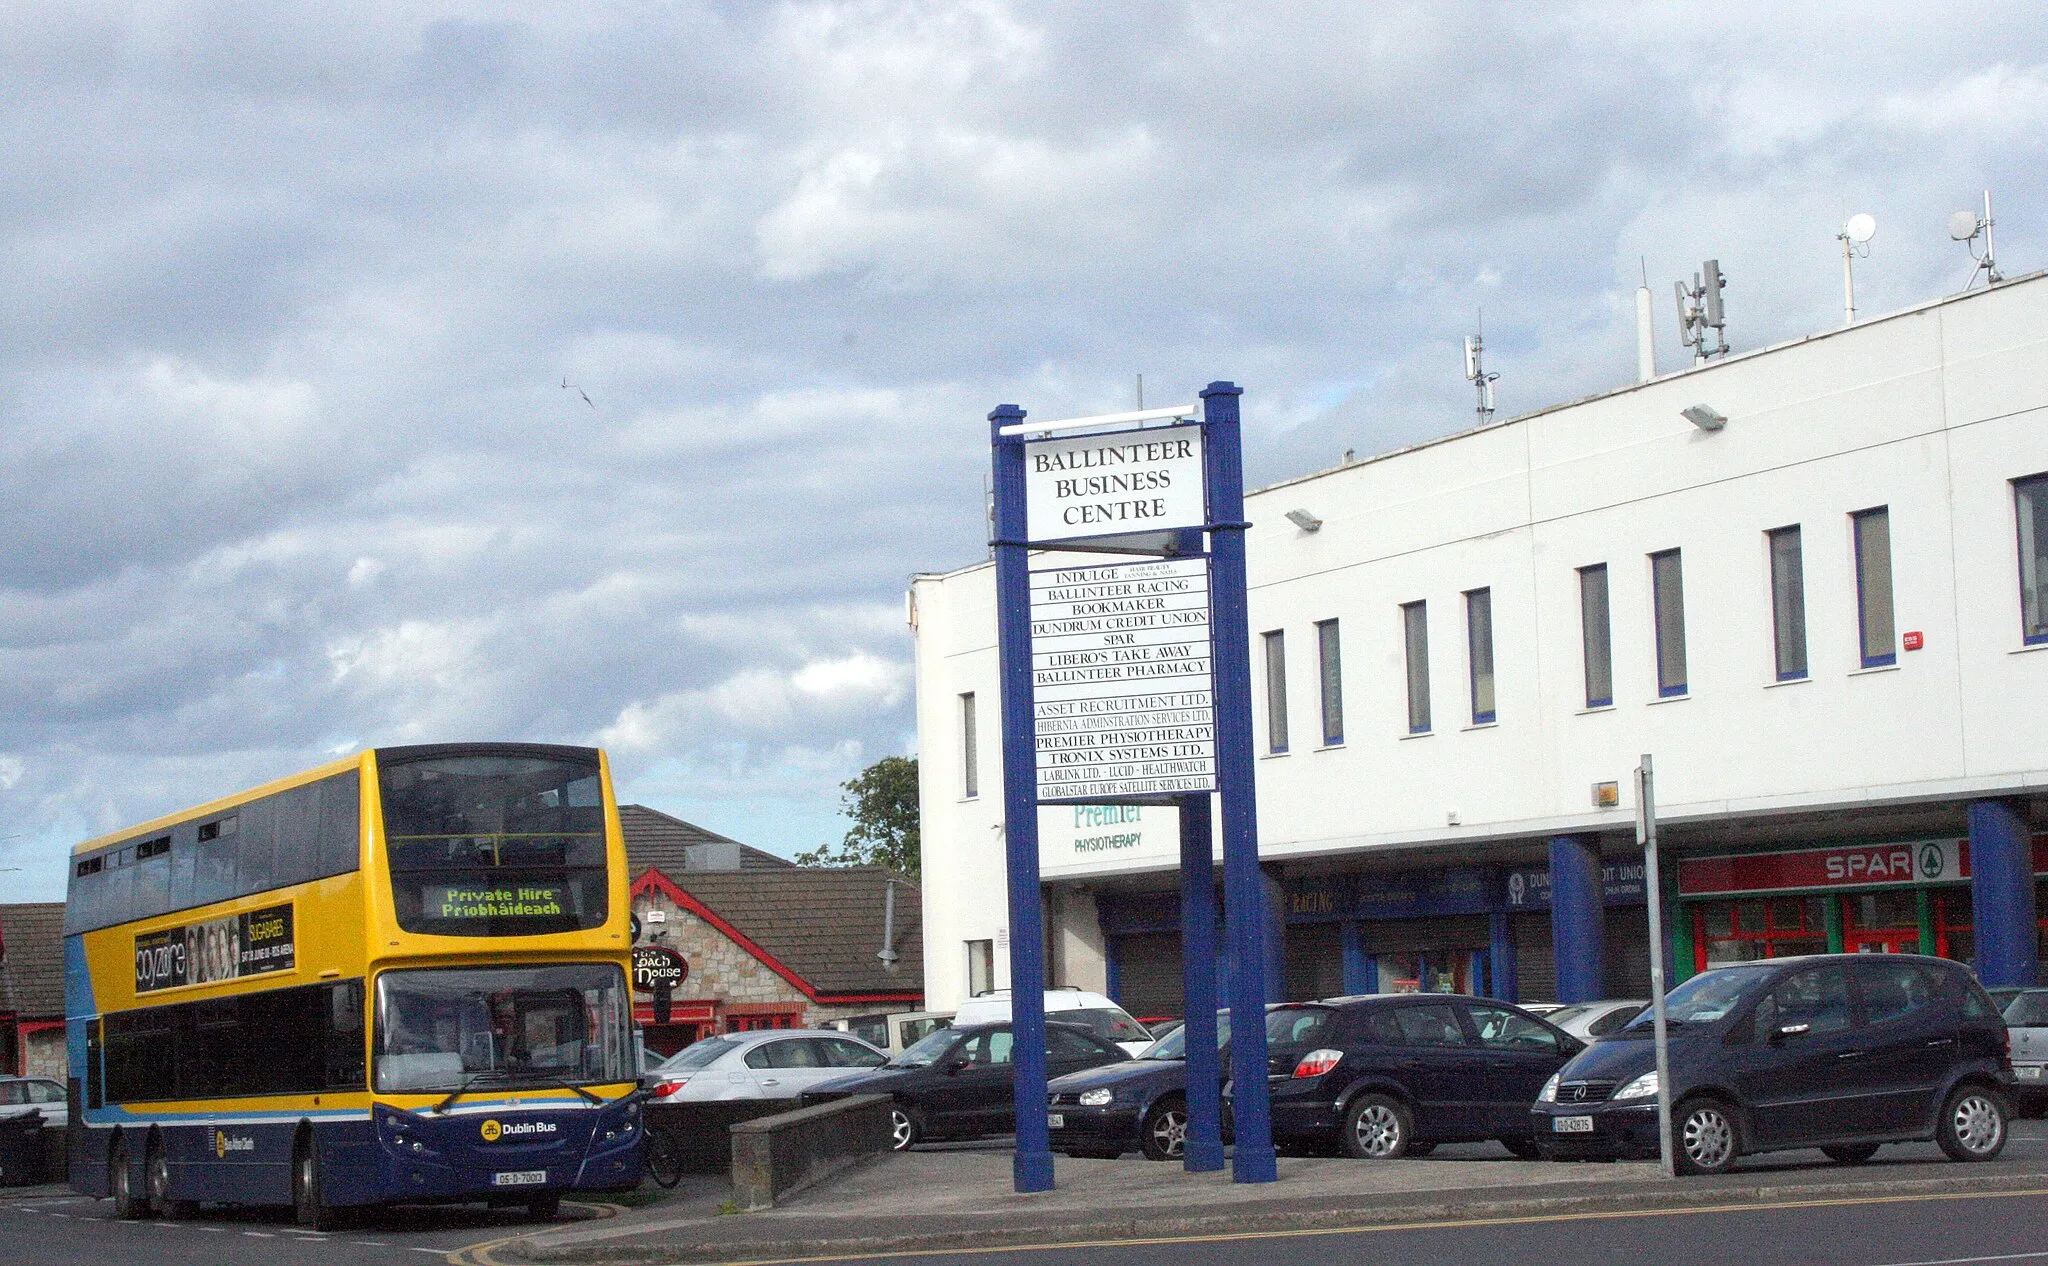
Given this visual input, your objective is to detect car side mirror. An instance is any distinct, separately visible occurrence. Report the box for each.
[1773,1022,1811,1043]
[943,1056,971,1075]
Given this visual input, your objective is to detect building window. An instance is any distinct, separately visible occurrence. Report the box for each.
[1650,549,1687,697]
[1767,525,1808,681]
[960,693,978,799]
[1578,564,1612,707]
[1401,601,1431,733]
[2020,474,2048,644]
[1465,588,1495,724]
[1315,619,1343,745]
[1852,507,1896,667]
[1263,630,1289,753]
[966,939,995,996]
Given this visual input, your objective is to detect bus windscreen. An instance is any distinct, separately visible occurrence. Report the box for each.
[380,752,609,936]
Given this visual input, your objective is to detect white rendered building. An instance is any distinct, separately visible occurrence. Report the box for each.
[911,273,2048,1016]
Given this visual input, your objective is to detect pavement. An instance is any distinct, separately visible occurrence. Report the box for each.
[490,1122,2048,1265]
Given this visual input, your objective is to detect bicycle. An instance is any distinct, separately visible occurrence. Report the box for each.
[643,1120,684,1188]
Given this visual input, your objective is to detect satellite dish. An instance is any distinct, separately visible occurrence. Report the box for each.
[1949,210,1981,242]
[1844,213,1876,244]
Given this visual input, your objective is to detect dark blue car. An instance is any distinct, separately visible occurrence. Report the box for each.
[1530,954,2013,1174]
[1046,1005,1332,1160]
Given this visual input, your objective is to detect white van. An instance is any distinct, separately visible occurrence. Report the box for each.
[827,1009,954,1058]
[951,988,1154,1058]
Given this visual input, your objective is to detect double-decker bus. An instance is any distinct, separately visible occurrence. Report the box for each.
[63,743,644,1227]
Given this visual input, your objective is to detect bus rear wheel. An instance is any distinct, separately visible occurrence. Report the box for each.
[146,1134,198,1219]
[527,1192,562,1221]
[109,1134,147,1220]
[294,1140,341,1231]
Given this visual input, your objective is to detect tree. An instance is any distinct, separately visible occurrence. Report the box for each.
[796,755,921,876]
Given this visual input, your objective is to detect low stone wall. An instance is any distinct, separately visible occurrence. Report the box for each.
[645,1100,805,1174]
[729,1094,892,1212]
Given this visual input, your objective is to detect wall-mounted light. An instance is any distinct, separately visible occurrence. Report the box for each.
[1681,404,1727,432]
[1285,509,1323,532]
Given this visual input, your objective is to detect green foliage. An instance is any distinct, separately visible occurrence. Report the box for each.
[795,755,921,876]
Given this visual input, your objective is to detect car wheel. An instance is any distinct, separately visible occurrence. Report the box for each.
[1339,1094,1416,1160]
[1140,1097,1189,1162]
[888,1103,924,1151]
[1672,1098,1740,1176]
[1820,1143,1881,1164]
[1936,1085,2008,1162]
[1498,1134,1541,1160]
[109,1134,146,1220]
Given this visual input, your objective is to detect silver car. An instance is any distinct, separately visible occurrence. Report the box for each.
[649,1030,888,1103]
[1543,999,1649,1042]
[0,1077,67,1130]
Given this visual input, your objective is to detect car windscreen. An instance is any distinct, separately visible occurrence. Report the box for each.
[891,1026,962,1068]
[1064,1007,1152,1046]
[662,1036,741,1071]
[1143,1014,1231,1059]
[1618,967,1766,1034]
[2006,992,2048,1027]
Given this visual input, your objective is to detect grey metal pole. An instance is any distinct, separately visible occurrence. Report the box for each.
[1637,754,1675,1179]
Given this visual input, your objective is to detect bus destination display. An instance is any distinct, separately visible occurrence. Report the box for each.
[1030,557,1217,801]
[134,903,296,994]
[421,883,568,921]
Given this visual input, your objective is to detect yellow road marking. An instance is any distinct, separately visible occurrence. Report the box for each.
[446,1199,622,1266]
[705,1185,2048,1266]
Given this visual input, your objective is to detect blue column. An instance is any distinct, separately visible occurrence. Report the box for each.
[1969,799,2039,987]
[1203,381,1277,1184]
[1549,835,1606,1004]
[1488,911,1517,1002]
[1178,794,1224,1172]
[1341,921,1371,995]
[989,403,1054,1193]
[1262,864,1288,1000]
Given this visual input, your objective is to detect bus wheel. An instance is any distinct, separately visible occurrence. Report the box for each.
[527,1192,562,1221]
[146,1134,197,1219]
[109,1134,147,1220]
[293,1139,341,1231]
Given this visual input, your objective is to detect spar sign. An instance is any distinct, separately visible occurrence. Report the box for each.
[1678,839,1965,896]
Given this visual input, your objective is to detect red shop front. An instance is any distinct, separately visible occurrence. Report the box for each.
[1674,835,2048,975]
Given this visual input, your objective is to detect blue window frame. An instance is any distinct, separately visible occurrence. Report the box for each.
[1263,630,1289,754]
[1852,507,1896,668]
[1768,526,1808,681]
[1465,588,1495,724]
[1578,564,1612,707]
[2016,474,2048,645]
[1402,601,1431,733]
[1650,549,1687,697]
[1316,619,1343,745]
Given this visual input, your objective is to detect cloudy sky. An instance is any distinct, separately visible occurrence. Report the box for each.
[2,1,2044,898]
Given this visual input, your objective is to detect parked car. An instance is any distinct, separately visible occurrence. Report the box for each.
[1048,1005,1325,1160]
[1138,1018,1184,1046]
[1988,986,2029,1014]
[1545,1000,1649,1042]
[953,988,1155,1057]
[2002,988,2048,1114]
[1530,954,2012,1175]
[1255,994,1581,1159]
[1518,1002,1567,1017]
[805,1020,1127,1149]
[0,1077,66,1130]
[647,1029,888,1102]
[828,1010,955,1058]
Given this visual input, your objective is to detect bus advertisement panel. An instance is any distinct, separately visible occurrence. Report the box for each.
[63,743,644,1228]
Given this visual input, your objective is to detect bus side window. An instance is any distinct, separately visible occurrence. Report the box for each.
[85,1018,103,1110]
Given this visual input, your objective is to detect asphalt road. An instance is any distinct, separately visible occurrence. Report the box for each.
[809,1189,2048,1266]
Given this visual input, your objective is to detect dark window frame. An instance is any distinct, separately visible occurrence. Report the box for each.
[1650,549,1688,697]
[1315,618,1344,746]
[2018,474,2048,645]
[959,692,978,799]
[1262,629,1289,754]
[1402,601,1431,734]
[1465,587,1496,724]
[1767,525,1809,681]
[1851,507,1897,668]
[1578,564,1613,708]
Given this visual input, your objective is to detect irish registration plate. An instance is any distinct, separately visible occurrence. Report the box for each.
[493,1170,548,1187]
[1553,1116,1595,1134]
[1047,1113,1065,1129]
[2018,1066,2043,1081]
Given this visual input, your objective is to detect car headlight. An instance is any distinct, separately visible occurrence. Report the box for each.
[1078,1088,1114,1107]
[1614,1071,1659,1101]
[1538,1073,1561,1103]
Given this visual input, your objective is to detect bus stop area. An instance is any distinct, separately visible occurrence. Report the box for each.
[492,1127,2048,1265]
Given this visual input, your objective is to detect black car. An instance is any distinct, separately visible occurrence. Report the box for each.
[1258,994,1582,1158]
[1530,954,2013,1175]
[805,1020,1126,1149]
[1047,1005,1330,1160]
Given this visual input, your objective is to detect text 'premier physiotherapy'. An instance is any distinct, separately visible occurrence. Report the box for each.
[1023,427,1206,542]
[1030,558,1216,800]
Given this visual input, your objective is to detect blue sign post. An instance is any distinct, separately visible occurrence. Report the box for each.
[986,383,1274,1193]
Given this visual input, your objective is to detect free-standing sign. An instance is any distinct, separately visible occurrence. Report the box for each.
[1024,426,1206,543]
[1031,557,1216,801]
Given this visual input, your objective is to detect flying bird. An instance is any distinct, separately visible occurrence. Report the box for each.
[561,377,593,408]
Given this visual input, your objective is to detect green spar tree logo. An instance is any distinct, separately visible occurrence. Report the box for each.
[1919,843,1945,880]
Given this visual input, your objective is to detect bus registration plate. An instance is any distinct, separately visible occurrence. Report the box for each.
[493,1170,549,1186]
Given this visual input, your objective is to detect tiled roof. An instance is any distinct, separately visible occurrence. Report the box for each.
[645,868,924,1000]
[0,903,66,1019]
[619,804,795,874]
